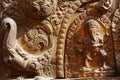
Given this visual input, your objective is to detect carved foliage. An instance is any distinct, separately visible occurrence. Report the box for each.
[0,0,119,79]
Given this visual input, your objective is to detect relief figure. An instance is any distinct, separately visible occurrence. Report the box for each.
[83,19,111,71]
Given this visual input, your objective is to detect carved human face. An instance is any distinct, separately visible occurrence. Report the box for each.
[99,0,112,10]
[24,0,57,19]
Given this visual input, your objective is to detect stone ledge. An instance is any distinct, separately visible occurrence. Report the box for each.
[66,77,120,80]
[3,77,120,80]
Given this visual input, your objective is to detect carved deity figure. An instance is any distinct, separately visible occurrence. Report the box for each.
[83,19,111,71]
[78,0,113,72]
[0,0,117,78]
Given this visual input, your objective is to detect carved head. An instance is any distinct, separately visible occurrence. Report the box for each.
[89,20,100,35]
[84,19,101,36]
[98,0,113,10]
[22,0,58,19]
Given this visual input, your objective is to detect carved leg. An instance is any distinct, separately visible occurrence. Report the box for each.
[103,55,111,70]
[86,52,92,61]
[100,49,111,70]
[83,56,93,72]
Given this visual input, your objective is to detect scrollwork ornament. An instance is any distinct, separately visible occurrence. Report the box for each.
[0,0,119,79]
[0,16,54,77]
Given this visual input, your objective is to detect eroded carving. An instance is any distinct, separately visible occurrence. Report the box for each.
[82,19,111,71]
[0,0,119,79]
[65,0,116,78]
[112,1,120,75]
[20,0,57,19]
[1,17,53,77]
[0,0,56,78]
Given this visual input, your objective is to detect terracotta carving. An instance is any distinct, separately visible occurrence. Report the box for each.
[83,19,111,71]
[0,0,120,79]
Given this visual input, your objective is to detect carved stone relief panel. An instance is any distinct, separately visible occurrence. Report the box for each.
[65,17,116,77]
[64,0,118,78]
[0,0,120,79]
[0,0,58,79]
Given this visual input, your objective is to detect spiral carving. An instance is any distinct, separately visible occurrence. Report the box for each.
[1,17,17,50]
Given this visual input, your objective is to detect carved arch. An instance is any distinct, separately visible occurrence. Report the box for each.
[56,1,81,78]
[64,14,116,77]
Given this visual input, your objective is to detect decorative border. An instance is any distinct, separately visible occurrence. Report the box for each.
[56,1,81,78]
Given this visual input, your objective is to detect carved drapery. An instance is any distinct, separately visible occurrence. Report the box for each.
[0,0,120,79]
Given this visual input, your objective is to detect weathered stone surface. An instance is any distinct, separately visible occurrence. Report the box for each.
[0,0,120,79]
